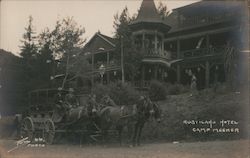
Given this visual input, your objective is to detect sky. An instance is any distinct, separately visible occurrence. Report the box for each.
[0,0,198,55]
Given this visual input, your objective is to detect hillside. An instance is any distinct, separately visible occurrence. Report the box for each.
[143,88,249,141]
[0,49,25,114]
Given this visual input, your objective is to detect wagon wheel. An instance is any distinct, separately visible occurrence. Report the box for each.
[44,119,55,145]
[20,117,34,141]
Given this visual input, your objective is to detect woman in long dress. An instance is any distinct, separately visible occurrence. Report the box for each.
[190,74,197,96]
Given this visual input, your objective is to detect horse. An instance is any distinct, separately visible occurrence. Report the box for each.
[53,95,100,144]
[96,104,135,145]
[96,97,162,146]
[131,98,162,146]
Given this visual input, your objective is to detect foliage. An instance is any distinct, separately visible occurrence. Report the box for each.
[113,7,143,82]
[91,81,140,105]
[157,1,170,20]
[44,17,88,88]
[91,84,110,102]
[108,81,140,105]
[20,16,38,60]
[142,89,247,142]
[148,80,166,101]
[223,42,239,90]
[0,49,26,114]
[19,16,89,91]
[19,16,40,91]
[166,83,189,95]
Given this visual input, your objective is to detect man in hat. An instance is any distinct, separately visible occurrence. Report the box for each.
[190,74,197,97]
[136,95,146,112]
[86,94,99,116]
[54,87,64,109]
[103,95,117,107]
[65,88,79,109]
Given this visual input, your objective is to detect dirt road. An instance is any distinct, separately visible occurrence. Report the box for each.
[0,139,249,158]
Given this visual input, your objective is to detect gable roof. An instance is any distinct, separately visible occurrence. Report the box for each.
[82,32,116,54]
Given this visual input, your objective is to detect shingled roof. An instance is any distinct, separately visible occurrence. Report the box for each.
[129,0,170,32]
[132,0,162,24]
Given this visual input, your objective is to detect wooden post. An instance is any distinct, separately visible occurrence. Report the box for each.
[177,39,181,83]
[141,65,145,87]
[205,61,210,88]
[142,33,145,49]
[107,71,110,84]
[132,35,135,46]
[107,51,109,66]
[161,35,164,52]
[106,51,110,84]
[177,39,180,58]
[121,37,125,83]
[206,34,210,54]
[91,53,94,85]
[154,32,158,50]
[154,64,158,79]
[177,64,181,83]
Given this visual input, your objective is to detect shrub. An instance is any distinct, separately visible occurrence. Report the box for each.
[91,84,110,102]
[108,81,140,105]
[148,80,167,101]
[166,84,189,95]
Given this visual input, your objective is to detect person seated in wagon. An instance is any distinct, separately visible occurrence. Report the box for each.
[64,88,79,109]
[54,87,64,109]
[86,94,98,116]
[102,95,117,107]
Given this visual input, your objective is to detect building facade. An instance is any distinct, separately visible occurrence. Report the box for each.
[82,0,248,89]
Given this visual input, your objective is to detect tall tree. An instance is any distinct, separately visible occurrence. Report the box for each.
[157,1,170,20]
[113,7,143,82]
[19,16,39,92]
[36,28,55,87]
[39,17,89,88]
[20,16,38,60]
[223,41,239,90]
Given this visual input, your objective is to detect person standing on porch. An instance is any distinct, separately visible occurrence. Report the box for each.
[213,66,220,92]
[188,69,193,85]
[196,67,203,90]
[190,74,197,97]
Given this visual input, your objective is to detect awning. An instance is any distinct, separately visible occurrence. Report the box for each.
[142,58,183,67]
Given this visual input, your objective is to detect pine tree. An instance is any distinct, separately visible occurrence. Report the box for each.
[20,16,38,60]
[19,16,39,91]
[157,1,170,20]
[113,7,143,82]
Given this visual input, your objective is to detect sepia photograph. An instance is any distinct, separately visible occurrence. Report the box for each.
[0,0,249,157]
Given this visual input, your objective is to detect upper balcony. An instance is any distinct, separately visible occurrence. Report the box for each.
[92,60,120,73]
[181,46,225,59]
[142,48,172,60]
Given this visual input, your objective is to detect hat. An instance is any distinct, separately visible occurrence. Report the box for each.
[139,96,144,100]
[69,88,74,92]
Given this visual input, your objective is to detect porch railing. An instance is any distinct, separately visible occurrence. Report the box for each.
[142,48,171,60]
[181,46,225,59]
[93,60,120,70]
[179,12,237,28]
[128,81,151,89]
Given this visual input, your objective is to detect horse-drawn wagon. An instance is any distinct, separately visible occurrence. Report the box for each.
[19,88,100,144]
[19,88,162,146]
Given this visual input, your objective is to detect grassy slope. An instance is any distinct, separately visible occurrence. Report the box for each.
[143,89,249,141]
